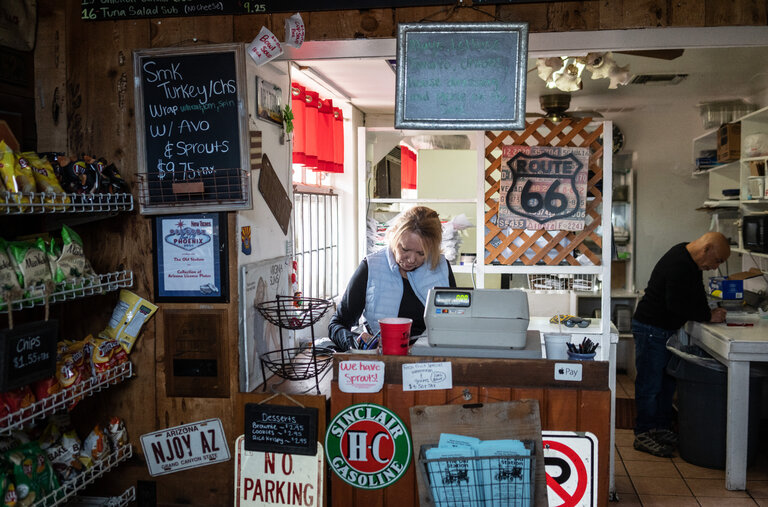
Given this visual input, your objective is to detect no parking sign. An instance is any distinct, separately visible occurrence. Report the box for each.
[542,431,597,507]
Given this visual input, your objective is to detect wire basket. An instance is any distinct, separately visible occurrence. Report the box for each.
[419,442,535,507]
[260,346,334,381]
[527,273,599,292]
[255,295,332,330]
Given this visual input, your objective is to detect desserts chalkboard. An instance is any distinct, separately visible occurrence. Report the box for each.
[395,22,529,130]
[244,403,318,456]
[133,44,251,214]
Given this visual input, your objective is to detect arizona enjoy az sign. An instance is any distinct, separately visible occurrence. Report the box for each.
[325,403,412,489]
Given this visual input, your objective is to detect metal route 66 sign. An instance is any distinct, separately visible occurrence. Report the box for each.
[498,145,590,231]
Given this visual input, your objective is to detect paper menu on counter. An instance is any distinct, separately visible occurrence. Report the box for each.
[424,446,480,506]
[475,440,531,507]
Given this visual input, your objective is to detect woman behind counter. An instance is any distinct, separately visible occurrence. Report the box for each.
[328,206,457,350]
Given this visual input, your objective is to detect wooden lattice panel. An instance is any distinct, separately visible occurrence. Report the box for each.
[485,118,605,266]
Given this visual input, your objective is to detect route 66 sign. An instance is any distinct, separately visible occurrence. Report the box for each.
[498,145,589,230]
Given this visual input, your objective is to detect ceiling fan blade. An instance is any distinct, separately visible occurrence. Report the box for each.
[615,49,684,60]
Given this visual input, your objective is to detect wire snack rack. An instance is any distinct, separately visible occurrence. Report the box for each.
[418,442,536,507]
[255,295,334,394]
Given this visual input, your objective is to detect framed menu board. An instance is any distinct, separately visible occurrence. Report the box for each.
[134,44,252,214]
[395,22,529,130]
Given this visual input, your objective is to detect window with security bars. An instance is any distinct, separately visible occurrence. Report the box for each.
[293,189,340,301]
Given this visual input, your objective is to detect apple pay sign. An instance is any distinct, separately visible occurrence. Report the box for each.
[554,362,583,382]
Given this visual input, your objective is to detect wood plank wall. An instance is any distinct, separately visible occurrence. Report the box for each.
[28,1,766,505]
[329,356,612,507]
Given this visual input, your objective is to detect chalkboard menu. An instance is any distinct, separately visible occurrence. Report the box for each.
[0,320,58,392]
[244,403,318,456]
[134,44,251,215]
[395,22,529,130]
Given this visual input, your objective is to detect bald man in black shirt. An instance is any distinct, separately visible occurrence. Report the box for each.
[632,232,730,457]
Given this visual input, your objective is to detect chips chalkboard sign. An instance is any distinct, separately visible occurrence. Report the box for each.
[244,403,318,456]
[395,22,529,130]
[0,320,58,392]
[134,44,252,215]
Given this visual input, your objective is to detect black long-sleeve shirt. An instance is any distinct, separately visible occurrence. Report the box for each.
[633,242,711,331]
[328,259,456,350]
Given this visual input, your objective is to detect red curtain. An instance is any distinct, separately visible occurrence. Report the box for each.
[291,85,344,174]
[303,90,319,169]
[290,83,306,165]
[400,144,417,190]
[315,98,335,172]
[332,107,344,173]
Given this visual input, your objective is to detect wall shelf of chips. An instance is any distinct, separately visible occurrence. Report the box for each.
[0,361,133,435]
[0,192,133,215]
[1,270,134,314]
[33,444,133,507]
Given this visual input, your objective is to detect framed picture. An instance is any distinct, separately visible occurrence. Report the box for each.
[256,77,283,126]
[152,212,229,302]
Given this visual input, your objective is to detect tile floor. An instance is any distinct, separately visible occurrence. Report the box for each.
[614,374,768,505]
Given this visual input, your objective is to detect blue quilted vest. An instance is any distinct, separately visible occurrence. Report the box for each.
[363,247,449,334]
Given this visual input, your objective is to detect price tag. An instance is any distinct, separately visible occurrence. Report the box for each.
[0,320,58,392]
[402,362,452,392]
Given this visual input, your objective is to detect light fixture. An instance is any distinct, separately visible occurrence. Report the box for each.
[536,52,630,92]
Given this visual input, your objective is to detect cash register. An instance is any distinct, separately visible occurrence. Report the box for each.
[410,287,540,358]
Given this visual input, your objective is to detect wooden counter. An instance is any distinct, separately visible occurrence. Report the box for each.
[329,354,611,506]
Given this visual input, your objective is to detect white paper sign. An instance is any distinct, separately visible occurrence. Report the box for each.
[247,26,283,66]
[284,13,305,48]
[140,418,230,477]
[402,362,453,391]
[338,360,385,393]
[235,435,324,507]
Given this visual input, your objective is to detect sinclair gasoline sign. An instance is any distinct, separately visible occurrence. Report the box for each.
[325,403,412,489]
[497,145,589,231]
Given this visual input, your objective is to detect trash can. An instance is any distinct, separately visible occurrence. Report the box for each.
[666,336,763,469]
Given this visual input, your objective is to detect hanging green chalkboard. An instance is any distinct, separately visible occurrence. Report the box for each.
[134,44,252,215]
[395,22,529,130]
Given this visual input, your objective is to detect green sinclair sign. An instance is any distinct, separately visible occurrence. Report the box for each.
[325,403,412,489]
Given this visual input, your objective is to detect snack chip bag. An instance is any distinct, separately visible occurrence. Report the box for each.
[46,429,84,483]
[0,141,19,197]
[80,425,110,465]
[85,335,127,380]
[22,152,68,210]
[0,238,22,310]
[6,240,52,298]
[106,417,128,449]
[55,341,90,409]
[31,378,60,410]
[100,290,158,354]
[12,154,35,209]
[51,226,89,286]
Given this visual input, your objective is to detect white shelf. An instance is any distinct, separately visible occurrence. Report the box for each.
[0,361,134,435]
[32,445,133,507]
[732,247,768,259]
[1,270,133,313]
[0,192,133,215]
[698,200,741,209]
[369,198,477,204]
[693,160,740,177]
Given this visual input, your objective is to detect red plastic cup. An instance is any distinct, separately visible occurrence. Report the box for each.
[379,318,412,356]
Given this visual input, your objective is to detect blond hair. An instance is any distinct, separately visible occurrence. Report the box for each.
[387,206,443,270]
